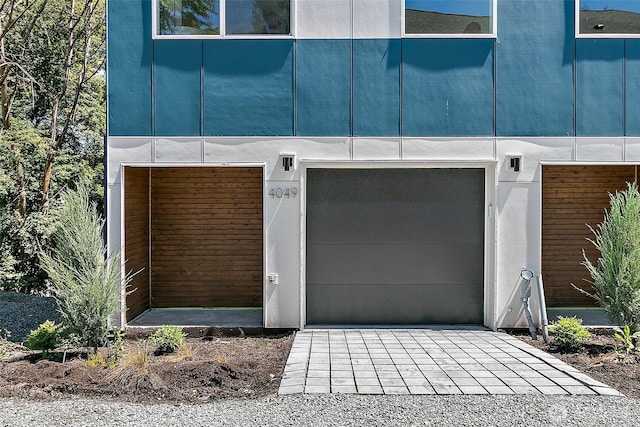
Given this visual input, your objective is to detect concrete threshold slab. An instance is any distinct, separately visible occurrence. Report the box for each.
[125,308,292,337]
[128,307,263,327]
[546,308,612,327]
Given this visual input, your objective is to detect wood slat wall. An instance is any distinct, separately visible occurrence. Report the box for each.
[124,167,150,321]
[542,165,636,307]
[149,167,263,308]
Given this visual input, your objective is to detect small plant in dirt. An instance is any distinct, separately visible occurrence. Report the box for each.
[549,316,592,352]
[84,353,108,368]
[578,182,640,331]
[150,325,187,354]
[106,339,152,387]
[613,325,640,354]
[108,327,127,364]
[39,183,135,351]
[26,320,60,354]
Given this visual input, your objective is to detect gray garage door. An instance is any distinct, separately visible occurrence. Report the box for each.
[306,168,485,325]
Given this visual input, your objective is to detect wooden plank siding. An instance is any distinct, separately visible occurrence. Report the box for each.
[542,165,637,307]
[124,167,151,321]
[149,167,263,308]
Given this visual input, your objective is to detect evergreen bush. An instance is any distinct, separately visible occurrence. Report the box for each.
[26,320,60,352]
[549,316,591,351]
[579,182,640,331]
[150,325,186,354]
[39,183,131,350]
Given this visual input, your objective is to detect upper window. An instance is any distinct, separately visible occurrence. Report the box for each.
[404,0,496,37]
[155,0,291,37]
[577,0,640,37]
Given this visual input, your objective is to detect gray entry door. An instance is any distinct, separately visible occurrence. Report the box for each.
[306,168,485,325]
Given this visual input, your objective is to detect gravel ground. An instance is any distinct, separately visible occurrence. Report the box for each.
[0,291,60,342]
[2,292,640,425]
[1,394,639,426]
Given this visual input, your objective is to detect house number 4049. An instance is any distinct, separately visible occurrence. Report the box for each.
[269,187,298,199]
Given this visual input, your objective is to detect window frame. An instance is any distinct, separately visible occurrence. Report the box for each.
[575,0,640,38]
[401,0,497,38]
[152,0,295,39]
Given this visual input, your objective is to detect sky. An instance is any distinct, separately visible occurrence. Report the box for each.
[581,0,640,12]
[405,0,640,15]
[405,0,492,17]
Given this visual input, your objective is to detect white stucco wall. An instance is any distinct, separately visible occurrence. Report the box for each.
[106,136,639,329]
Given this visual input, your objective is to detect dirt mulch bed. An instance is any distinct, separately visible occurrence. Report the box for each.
[515,330,640,399]
[0,334,293,403]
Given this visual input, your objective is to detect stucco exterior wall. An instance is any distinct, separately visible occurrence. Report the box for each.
[106,0,640,329]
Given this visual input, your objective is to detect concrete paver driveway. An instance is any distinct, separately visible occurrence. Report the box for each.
[279,328,620,396]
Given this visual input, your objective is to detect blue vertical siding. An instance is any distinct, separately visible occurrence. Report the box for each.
[576,39,625,136]
[496,0,574,136]
[154,40,202,136]
[107,0,152,136]
[203,40,294,136]
[353,39,401,137]
[402,39,494,137]
[107,0,640,140]
[296,39,351,136]
[627,40,640,137]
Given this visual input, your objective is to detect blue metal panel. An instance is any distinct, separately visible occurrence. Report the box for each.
[107,0,152,136]
[154,40,202,136]
[627,40,640,136]
[402,39,494,137]
[496,0,574,136]
[576,39,624,136]
[296,39,351,136]
[203,40,294,136]
[353,39,400,137]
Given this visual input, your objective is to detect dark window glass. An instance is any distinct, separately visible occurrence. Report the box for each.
[157,0,290,36]
[158,0,220,35]
[405,0,493,34]
[226,0,291,35]
[579,0,640,34]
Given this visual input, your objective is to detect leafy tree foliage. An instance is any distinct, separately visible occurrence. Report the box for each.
[0,0,105,293]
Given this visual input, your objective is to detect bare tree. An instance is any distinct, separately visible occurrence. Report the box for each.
[0,0,46,218]
[40,0,106,211]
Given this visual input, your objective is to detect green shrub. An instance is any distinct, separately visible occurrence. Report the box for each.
[26,320,60,352]
[150,325,186,354]
[549,316,591,351]
[613,325,640,354]
[84,353,108,368]
[39,183,134,350]
[579,182,640,331]
[108,327,127,364]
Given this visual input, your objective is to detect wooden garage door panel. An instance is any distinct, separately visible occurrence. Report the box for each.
[150,167,263,308]
[124,167,150,321]
[542,165,636,307]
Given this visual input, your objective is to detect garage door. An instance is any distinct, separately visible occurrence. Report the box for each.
[542,165,636,307]
[306,168,485,325]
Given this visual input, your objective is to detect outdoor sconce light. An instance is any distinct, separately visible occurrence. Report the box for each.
[267,273,278,285]
[507,155,522,172]
[281,154,295,172]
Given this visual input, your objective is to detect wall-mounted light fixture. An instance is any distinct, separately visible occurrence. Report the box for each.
[507,155,522,172]
[281,154,295,172]
[267,273,278,285]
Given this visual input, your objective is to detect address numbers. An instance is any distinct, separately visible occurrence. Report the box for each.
[268,187,298,199]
